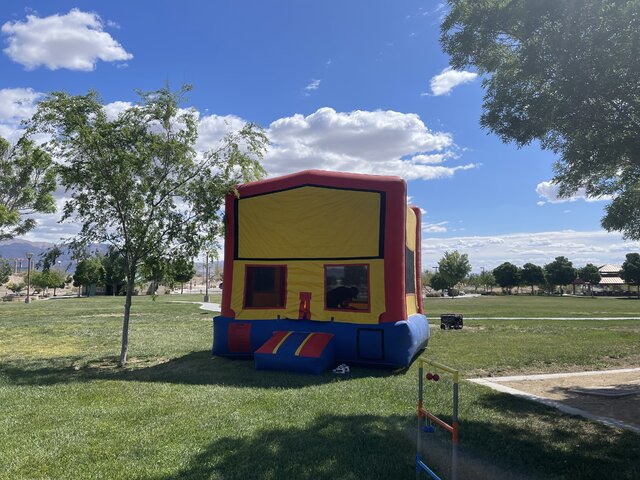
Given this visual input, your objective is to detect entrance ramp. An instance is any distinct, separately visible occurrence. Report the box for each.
[254,331,335,374]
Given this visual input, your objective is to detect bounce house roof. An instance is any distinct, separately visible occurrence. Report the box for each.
[237,169,405,197]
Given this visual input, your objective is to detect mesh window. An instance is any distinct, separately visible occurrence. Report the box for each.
[244,266,286,308]
[405,247,416,294]
[325,265,369,311]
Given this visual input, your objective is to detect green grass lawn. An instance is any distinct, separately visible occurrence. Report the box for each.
[424,294,640,318]
[0,295,639,479]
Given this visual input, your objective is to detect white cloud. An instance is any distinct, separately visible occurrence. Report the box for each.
[1,9,132,71]
[0,87,41,122]
[304,79,321,95]
[2,90,475,183]
[9,100,477,241]
[429,67,478,96]
[423,221,448,233]
[21,189,79,244]
[535,181,612,205]
[0,87,42,143]
[103,101,132,121]
[423,230,640,271]
[263,107,476,180]
[195,113,246,153]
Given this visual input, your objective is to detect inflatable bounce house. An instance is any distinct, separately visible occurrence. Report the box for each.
[213,170,429,373]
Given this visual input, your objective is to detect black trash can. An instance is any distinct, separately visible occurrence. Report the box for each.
[440,313,463,330]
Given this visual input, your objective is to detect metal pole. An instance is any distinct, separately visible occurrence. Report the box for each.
[417,361,424,480]
[452,380,459,480]
[203,253,210,302]
[25,253,33,304]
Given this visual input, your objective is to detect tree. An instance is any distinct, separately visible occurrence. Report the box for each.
[28,85,267,366]
[38,245,64,272]
[73,258,105,295]
[140,256,174,295]
[521,263,545,295]
[0,136,56,240]
[493,262,520,294]
[49,269,67,296]
[441,1,640,239]
[430,272,450,295]
[578,264,601,296]
[621,253,640,297]
[0,257,11,285]
[7,282,25,294]
[171,256,196,294]
[438,250,471,296]
[421,270,433,292]
[101,247,127,296]
[544,256,577,295]
[466,273,482,293]
[29,269,65,295]
[479,270,496,292]
[30,270,49,293]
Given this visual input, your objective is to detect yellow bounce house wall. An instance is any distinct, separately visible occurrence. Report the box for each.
[230,186,386,324]
[406,206,418,316]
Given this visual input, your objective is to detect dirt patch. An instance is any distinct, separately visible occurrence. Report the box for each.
[76,313,150,319]
[84,356,172,370]
[494,371,640,429]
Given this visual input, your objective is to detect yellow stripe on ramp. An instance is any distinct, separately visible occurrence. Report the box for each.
[272,332,292,354]
[295,333,315,356]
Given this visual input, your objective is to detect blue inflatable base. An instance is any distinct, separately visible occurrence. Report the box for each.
[255,331,336,375]
[213,314,430,368]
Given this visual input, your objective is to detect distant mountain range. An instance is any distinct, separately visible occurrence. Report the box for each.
[0,239,81,273]
[0,238,219,274]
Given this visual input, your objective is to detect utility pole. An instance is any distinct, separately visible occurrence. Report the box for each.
[25,253,33,304]
[203,252,210,302]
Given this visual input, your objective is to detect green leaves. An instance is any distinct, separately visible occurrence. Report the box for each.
[73,257,105,288]
[28,84,268,266]
[544,256,577,288]
[441,0,640,238]
[493,262,521,292]
[0,136,56,240]
[0,257,11,285]
[438,250,472,293]
[621,252,640,286]
[577,263,601,285]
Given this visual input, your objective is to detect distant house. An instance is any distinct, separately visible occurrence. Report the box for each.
[81,284,106,296]
[597,264,628,294]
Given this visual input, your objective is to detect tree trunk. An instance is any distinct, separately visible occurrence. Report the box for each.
[531,285,534,295]
[181,282,184,294]
[119,271,136,367]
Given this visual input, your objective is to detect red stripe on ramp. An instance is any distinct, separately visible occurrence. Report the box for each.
[255,331,290,355]
[298,333,333,358]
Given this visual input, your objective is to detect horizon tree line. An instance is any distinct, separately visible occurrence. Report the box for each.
[423,251,640,297]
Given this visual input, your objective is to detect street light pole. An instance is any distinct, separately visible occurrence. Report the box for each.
[25,252,33,304]
[204,252,210,303]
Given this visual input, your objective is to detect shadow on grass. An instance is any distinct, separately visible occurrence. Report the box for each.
[155,414,417,480]
[464,391,640,479]
[150,398,640,480]
[0,350,403,389]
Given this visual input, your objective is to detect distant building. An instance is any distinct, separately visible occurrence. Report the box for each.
[598,264,625,286]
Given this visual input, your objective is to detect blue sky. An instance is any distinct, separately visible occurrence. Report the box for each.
[1,1,638,269]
